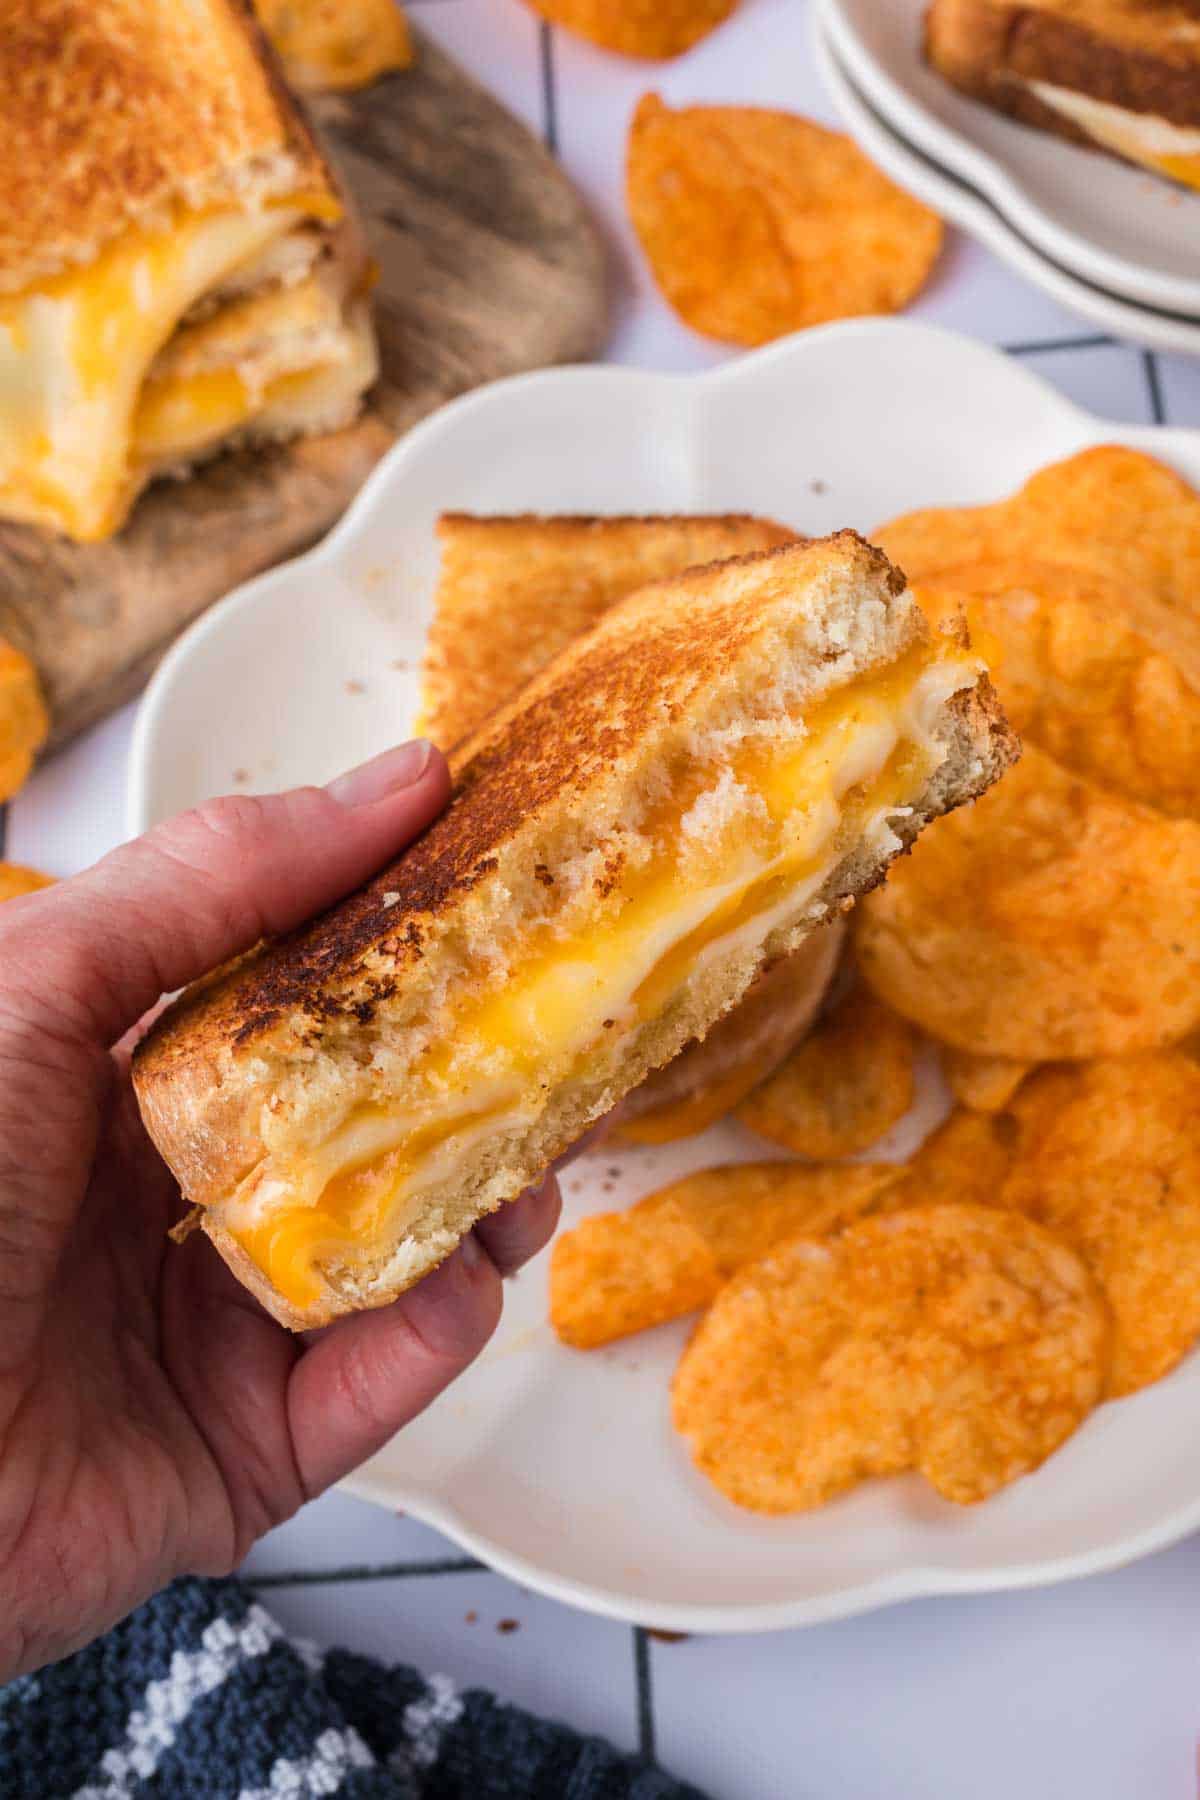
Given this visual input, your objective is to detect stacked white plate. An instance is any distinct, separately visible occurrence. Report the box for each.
[816,0,1200,356]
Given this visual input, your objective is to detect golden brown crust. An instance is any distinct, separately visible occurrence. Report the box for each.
[0,0,336,292]
[420,512,800,749]
[925,0,1200,133]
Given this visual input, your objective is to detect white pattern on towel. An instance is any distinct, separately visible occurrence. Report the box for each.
[400,1672,464,1769]
[236,1726,375,1797]
[73,1607,284,1798]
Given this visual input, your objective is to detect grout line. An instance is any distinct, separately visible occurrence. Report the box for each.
[1142,348,1167,424]
[249,1556,484,1589]
[1003,333,1114,356]
[633,1628,657,1766]
[538,20,559,156]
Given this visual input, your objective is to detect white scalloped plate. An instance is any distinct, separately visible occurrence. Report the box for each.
[816,20,1200,359]
[130,323,1200,1632]
[820,0,1200,319]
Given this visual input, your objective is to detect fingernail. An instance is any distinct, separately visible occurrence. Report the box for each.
[327,740,433,807]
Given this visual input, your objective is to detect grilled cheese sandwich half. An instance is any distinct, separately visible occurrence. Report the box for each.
[229,655,970,1310]
[0,1,377,541]
[134,535,1017,1329]
[925,0,1200,190]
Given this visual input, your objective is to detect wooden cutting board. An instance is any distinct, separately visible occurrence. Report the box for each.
[0,29,608,750]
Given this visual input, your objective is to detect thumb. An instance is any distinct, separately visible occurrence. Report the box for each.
[0,739,450,1051]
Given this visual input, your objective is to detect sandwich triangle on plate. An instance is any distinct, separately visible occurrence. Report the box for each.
[134,534,1017,1329]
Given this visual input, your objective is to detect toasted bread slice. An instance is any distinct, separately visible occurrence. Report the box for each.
[925,0,1200,185]
[0,0,332,292]
[419,512,800,750]
[134,534,1016,1329]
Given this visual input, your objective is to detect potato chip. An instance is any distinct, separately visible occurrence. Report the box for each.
[614,1057,777,1146]
[254,0,412,91]
[672,1204,1107,1511]
[916,562,1200,819]
[877,448,1200,663]
[857,745,1200,1058]
[523,0,735,58]
[0,641,47,803]
[942,1048,1034,1113]
[626,95,943,347]
[737,980,916,1158]
[891,1107,1024,1209]
[0,863,53,904]
[995,1055,1200,1396]
[550,1161,901,1349]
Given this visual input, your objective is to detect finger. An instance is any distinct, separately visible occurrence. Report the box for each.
[287,1234,502,1496]
[159,1225,307,1561]
[472,1171,562,1277]
[0,740,450,1049]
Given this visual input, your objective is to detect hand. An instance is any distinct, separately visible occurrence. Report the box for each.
[0,742,561,1680]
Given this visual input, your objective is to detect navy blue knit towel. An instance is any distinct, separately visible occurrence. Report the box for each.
[0,1577,710,1799]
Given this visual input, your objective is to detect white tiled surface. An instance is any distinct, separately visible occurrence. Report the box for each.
[10,3,1200,1795]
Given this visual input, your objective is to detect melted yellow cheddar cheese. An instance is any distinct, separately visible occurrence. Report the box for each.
[0,192,342,541]
[230,650,976,1309]
[1026,80,1200,191]
[1154,154,1200,190]
[240,1112,483,1308]
[132,362,340,463]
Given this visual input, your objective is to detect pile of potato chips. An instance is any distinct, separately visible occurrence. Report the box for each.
[550,444,1200,1515]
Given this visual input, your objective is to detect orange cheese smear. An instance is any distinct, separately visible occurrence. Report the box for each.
[1152,153,1200,191]
[231,646,967,1309]
[0,191,342,541]
[241,1114,475,1310]
[132,363,339,464]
